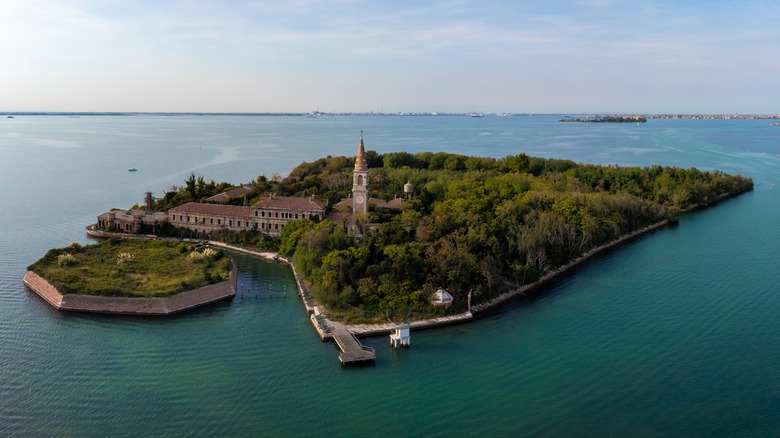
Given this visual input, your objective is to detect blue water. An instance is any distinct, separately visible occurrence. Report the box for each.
[1,115,780,436]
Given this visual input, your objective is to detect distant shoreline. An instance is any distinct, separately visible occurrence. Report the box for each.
[3,111,780,119]
[560,116,647,123]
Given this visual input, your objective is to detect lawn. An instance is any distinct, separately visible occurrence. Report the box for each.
[28,239,233,298]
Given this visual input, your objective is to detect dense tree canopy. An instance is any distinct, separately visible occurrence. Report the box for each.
[276,152,752,320]
[153,151,753,321]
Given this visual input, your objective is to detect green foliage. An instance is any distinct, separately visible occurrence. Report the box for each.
[146,149,753,319]
[28,239,233,298]
[56,253,77,267]
[281,151,752,318]
[154,173,250,210]
[277,219,317,256]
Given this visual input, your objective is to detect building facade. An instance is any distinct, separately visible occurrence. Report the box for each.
[95,134,376,238]
[252,195,326,235]
[167,203,255,235]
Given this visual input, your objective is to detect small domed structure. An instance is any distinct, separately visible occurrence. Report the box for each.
[430,288,454,308]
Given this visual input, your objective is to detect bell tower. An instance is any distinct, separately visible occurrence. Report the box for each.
[352,131,369,217]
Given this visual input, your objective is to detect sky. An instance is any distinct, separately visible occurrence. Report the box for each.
[2,0,779,114]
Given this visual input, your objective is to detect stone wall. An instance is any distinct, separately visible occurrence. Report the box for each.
[23,263,237,315]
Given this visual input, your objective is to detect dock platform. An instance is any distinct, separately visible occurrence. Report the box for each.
[330,321,376,365]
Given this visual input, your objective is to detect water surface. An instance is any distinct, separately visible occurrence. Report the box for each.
[1,115,779,436]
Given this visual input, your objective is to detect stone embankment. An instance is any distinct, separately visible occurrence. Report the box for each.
[471,220,671,314]
[24,264,237,315]
[81,219,672,334]
[330,219,673,337]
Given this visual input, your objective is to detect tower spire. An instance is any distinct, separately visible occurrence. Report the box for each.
[354,131,368,172]
[352,132,369,218]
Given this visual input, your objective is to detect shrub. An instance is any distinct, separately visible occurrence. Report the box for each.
[56,253,77,267]
[116,252,135,264]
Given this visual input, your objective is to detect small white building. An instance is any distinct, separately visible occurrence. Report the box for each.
[390,325,410,349]
[430,289,454,309]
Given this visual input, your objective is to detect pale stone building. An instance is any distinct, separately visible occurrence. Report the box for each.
[94,134,387,238]
[168,203,255,235]
[251,195,326,235]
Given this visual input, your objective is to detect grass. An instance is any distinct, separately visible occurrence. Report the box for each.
[28,239,233,298]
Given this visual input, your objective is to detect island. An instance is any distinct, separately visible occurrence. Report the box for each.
[24,133,753,365]
[560,116,647,123]
[24,239,236,315]
[78,136,752,326]
[23,135,754,364]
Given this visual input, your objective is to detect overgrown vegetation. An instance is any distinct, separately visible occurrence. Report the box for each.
[278,152,752,321]
[152,151,753,321]
[28,240,232,298]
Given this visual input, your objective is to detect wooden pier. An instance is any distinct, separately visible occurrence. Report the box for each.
[330,321,376,365]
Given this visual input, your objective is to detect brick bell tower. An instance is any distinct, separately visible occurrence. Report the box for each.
[352,131,369,217]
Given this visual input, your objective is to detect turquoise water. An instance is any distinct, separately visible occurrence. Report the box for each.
[1,115,780,436]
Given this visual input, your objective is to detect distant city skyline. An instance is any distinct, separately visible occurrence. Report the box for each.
[2,1,779,114]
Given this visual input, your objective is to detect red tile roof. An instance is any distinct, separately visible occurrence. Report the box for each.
[205,185,255,203]
[169,202,253,218]
[252,196,326,211]
[372,197,403,209]
[333,197,404,210]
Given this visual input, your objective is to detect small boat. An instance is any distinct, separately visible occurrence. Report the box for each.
[128,168,138,172]
[7,116,14,118]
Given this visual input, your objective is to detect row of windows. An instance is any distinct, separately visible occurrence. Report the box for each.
[176,213,320,224]
[254,210,320,220]
[98,220,134,232]
[173,215,296,231]
[184,223,285,235]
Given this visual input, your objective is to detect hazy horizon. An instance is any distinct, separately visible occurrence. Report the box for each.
[3,1,779,114]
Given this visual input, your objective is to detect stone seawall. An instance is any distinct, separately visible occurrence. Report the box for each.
[23,263,237,315]
[81,220,672,334]
[342,219,673,337]
[471,220,671,315]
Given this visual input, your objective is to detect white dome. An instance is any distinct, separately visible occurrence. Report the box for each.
[431,289,454,306]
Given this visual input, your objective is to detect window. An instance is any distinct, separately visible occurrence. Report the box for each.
[210,218,213,224]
